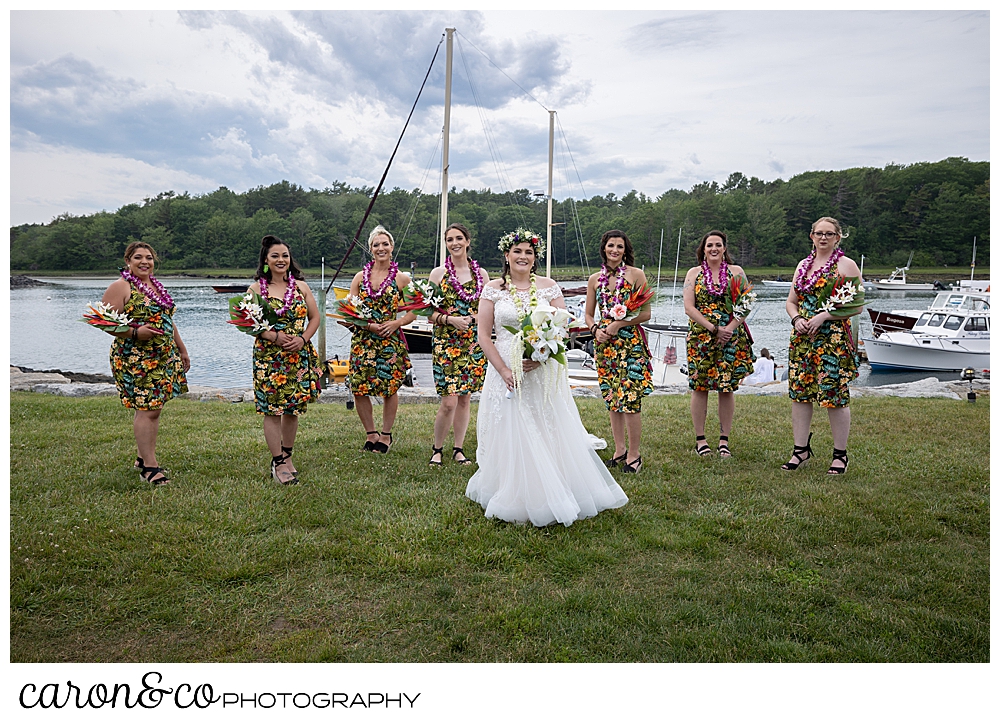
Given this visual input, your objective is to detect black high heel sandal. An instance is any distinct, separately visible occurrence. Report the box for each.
[373,432,393,454]
[271,453,297,485]
[140,463,170,486]
[452,447,473,466]
[363,430,378,452]
[429,445,444,466]
[827,448,849,475]
[718,435,731,459]
[605,452,628,469]
[281,445,298,481]
[695,435,712,457]
[134,456,144,473]
[622,455,643,474]
[781,432,813,471]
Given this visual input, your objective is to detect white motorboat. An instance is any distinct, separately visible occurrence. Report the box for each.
[870,252,935,290]
[760,279,792,289]
[862,286,990,371]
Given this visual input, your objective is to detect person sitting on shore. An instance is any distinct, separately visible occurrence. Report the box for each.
[742,347,776,385]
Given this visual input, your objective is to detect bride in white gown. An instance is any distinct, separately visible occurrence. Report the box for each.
[466,231,629,527]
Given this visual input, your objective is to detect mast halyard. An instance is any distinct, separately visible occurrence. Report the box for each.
[546,110,555,278]
[439,28,455,265]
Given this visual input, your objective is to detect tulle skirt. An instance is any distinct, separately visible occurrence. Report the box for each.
[466,361,629,527]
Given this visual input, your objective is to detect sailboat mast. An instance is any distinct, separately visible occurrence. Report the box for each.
[970,236,977,280]
[546,110,555,278]
[439,28,455,265]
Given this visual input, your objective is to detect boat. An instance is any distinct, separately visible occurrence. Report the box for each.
[862,285,990,371]
[211,283,250,293]
[870,252,935,290]
[761,279,792,289]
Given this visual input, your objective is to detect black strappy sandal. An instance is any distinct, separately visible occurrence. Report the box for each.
[271,453,297,485]
[363,430,379,452]
[452,447,473,465]
[140,464,170,486]
[827,448,849,475]
[604,452,627,469]
[695,435,712,457]
[373,431,393,454]
[621,456,643,474]
[429,445,444,466]
[281,445,298,481]
[718,435,732,459]
[781,432,813,471]
[134,456,144,473]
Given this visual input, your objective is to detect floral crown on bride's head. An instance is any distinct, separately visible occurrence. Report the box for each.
[498,227,545,259]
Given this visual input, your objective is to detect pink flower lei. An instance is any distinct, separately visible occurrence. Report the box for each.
[597,263,626,312]
[120,268,174,309]
[362,260,398,299]
[794,246,844,293]
[700,258,728,296]
[259,272,298,316]
[445,256,483,302]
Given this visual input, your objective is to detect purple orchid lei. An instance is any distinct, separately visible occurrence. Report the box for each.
[121,268,174,309]
[445,256,483,302]
[362,260,398,299]
[794,246,844,293]
[700,258,728,297]
[259,272,297,316]
[597,263,626,313]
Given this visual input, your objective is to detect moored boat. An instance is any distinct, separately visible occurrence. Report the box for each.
[212,283,250,293]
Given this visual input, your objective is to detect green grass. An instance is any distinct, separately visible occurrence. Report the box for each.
[10,393,989,662]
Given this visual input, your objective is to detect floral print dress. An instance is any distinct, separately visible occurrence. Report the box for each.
[110,285,188,410]
[788,270,859,408]
[349,280,412,397]
[252,286,321,415]
[595,278,653,413]
[432,274,487,396]
[686,269,755,392]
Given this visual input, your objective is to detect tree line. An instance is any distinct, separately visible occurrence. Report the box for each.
[10,157,988,274]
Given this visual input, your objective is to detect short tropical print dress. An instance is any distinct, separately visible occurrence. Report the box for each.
[595,278,653,413]
[252,285,321,415]
[432,273,487,396]
[686,270,755,392]
[788,269,859,408]
[110,285,188,410]
[349,280,412,397]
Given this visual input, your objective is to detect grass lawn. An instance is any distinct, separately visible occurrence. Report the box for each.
[10,392,989,662]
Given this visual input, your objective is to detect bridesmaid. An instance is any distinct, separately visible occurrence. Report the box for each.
[783,217,863,474]
[347,226,416,453]
[101,241,190,486]
[426,223,489,466]
[584,229,652,473]
[248,235,321,484]
[683,230,755,458]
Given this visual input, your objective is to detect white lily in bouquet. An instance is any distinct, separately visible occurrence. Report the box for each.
[504,303,572,397]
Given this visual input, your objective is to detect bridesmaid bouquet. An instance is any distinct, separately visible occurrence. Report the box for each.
[332,295,374,327]
[228,291,278,335]
[605,282,656,321]
[82,302,163,335]
[724,276,757,318]
[398,278,445,316]
[817,276,865,318]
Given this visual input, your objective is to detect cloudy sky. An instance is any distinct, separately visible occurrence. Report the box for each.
[9,9,989,226]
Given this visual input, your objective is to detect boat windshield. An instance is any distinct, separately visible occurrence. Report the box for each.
[926,313,946,327]
[915,313,930,327]
[943,315,964,331]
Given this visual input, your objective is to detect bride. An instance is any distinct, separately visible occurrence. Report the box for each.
[466,229,629,527]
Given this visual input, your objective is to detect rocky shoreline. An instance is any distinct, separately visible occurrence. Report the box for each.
[10,365,989,403]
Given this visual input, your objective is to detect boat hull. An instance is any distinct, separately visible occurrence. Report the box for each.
[863,335,990,372]
[760,280,792,289]
[871,282,935,290]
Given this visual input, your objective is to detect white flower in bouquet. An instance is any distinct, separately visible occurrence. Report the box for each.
[95,302,132,326]
[829,282,858,305]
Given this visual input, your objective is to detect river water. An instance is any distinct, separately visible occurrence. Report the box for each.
[9,276,961,388]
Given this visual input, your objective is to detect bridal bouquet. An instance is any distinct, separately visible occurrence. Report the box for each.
[82,302,163,335]
[398,278,445,317]
[332,295,375,327]
[817,276,865,318]
[228,291,278,335]
[603,282,655,322]
[724,275,757,318]
[504,304,571,396]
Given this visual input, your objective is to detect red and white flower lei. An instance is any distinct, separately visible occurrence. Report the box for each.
[794,246,844,293]
[445,256,483,302]
[362,261,398,299]
[121,268,174,309]
[597,263,627,317]
[259,272,297,316]
[701,258,728,297]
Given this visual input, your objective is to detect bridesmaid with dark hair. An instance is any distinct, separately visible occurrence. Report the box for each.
[426,222,489,466]
[683,230,755,458]
[248,234,321,484]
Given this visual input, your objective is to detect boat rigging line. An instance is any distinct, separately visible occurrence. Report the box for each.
[392,130,443,265]
[326,34,444,294]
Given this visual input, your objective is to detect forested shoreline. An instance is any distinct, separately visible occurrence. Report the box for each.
[10,157,988,272]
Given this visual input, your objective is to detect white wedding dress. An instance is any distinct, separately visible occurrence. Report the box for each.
[466,284,629,527]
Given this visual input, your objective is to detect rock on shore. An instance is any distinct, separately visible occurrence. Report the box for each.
[10,275,48,287]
